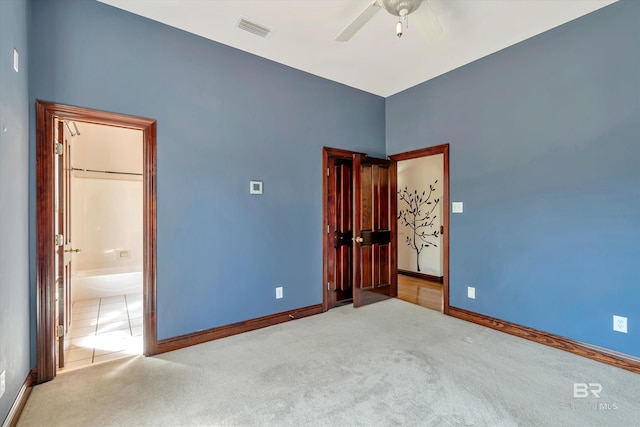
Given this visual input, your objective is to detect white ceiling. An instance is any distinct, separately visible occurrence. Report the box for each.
[98,0,617,97]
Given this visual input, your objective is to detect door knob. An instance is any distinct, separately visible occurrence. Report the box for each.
[352,237,364,243]
[64,248,81,253]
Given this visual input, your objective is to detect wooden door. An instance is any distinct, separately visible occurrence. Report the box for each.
[54,120,74,368]
[352,154,397,307]
[327,158,353,307]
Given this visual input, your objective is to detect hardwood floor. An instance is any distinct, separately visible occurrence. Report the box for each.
[397,274,442,312]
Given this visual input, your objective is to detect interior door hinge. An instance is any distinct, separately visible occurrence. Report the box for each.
[56,325,64,338]
[55,234,64,246]
[327,167,329,177]
[327,224,330,233]
[55,143,63,155]
[327,282,331,291]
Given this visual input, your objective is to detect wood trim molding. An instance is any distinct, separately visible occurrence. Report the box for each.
[35,101,157,383]
[323,146,366,160]
[35,102,56,384]
[388,143,450,314]
[142,119,158,357]
[156,304,323,354]
[449,307,640,375]
[2,369,35,427]
[388,144,449,162]
[398,269,443,283]
[389,159,398,299]
[441,145,450,314]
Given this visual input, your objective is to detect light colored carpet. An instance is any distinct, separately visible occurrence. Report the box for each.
[18,299,639,426]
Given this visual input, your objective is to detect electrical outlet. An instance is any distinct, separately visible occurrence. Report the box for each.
[467,286,475,299]
[275,287,283,299]
[613,315,627,333]
[0,370,5,399]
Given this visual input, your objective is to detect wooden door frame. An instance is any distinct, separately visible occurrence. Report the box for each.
[35,101,157,383]
[388,144,450,314]
[56,119,71,369]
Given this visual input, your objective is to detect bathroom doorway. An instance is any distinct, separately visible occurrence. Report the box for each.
[36,101,157,383]
[59,121,144,370]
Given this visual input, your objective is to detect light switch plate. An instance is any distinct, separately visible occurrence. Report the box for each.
[452,202,464,213]
[13,49,19,72]
[250,180,263,194]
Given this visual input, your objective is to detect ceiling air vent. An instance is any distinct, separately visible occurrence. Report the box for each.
[236,17,274,39]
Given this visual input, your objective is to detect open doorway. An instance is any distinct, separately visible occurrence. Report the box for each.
[59,121,144,370]
[322,147,397,311]
[389,144,450,313]
[322,144,449,314]
[36,101,157,384]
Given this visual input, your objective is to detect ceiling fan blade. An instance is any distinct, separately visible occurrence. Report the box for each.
[335,1,382,42]
[413,0,442,43]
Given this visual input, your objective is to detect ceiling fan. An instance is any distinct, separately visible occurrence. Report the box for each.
[335,0,442,42]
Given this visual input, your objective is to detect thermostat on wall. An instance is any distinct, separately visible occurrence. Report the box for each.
[250,180,263,195]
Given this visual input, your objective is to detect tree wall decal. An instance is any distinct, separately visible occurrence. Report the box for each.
[397,179,440,272]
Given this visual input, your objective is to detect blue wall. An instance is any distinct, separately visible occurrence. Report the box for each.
[9,4,634,413]
[387,1,639,357]
[28,0,385,343]
[0,0,31,421]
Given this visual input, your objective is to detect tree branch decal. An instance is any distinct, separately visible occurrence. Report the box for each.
[397,180,440,272]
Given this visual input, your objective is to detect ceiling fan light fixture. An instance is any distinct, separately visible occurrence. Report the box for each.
[335,0,440,43]
[382,0,422,17]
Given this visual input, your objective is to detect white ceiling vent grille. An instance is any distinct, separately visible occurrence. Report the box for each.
[236,17,274,39]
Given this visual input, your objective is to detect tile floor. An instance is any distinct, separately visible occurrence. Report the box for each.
[60,293,143,371]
